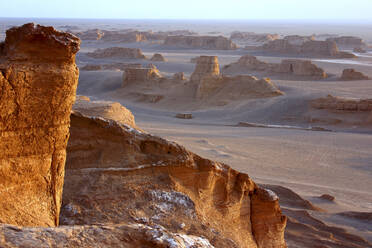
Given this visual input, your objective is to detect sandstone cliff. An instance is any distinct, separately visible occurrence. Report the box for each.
[60,111,287,248]
[0,23,80,226]
[122,64,163,87]
[86,47,146,59]
[327,36,366,49]
[164,35,237,50]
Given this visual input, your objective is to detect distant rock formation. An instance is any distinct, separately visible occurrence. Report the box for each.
[311,95,372,111]
[353,47,367,53]
[60,110,288,247]
[341,69,369,81]
[327,36,367,49]
[80,63,142,71]
[283,35,315,45]
[122,64,162,87]
[260,39,355,58]
[150,53,167,62]
[0,23,80,226]
[164,35,237,50]
[223,55,327,79]
[230,31,279,43]
[172,72,186,81]
[175,113,193,119]
[74,29,104,40]
[86,47,146,59]
[191,56,283,99]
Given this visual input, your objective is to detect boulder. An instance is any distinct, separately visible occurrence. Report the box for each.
[341,69,369,81]
[150,53,167,62]
[0,23,80,226]
[86,47,146,59]
[164,35,237,50]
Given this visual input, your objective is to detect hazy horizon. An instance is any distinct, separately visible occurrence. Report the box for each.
[2,0,372,21]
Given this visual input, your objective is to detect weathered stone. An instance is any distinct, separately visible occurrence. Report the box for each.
[0,23,80,227]
[150,53,167,62]
[87,47,146,59]
[164,35,237,50]
[341,69,369,81]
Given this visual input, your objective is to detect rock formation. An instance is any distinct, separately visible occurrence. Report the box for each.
[74,29,104,40]
[283,35,315,45]
[311,95,372,111]
[223,55,327,79]
[341,69,369,81]
[86,47,146,59]
[61,110,287,248]
[73,98,136,128]
[191,56,283,99]
[230,31,279,43]
[150,53,167,62]
[80,63,142,71]
[122,64,162,87]
[353,47,367,53]
[164,35,237,50]
[0,23,80,226]
[261,39,355,58]
[327,36,366,49]
[173,72,186,81]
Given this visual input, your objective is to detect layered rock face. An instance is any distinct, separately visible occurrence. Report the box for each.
[230,31,279,43]
[311,95,372,111]
[223,55,327,79]
[164,35,237,50]
[0,23,80,226]
[261,39,355,58]
[59,110,287,248]
[190,56,220,82]
[74,29,104,40]
[150,53,167,61]
[327,36,366,49]
[283,35,315,45]
[86,47,146,59]
[341,68,369,81]
[122,65,162,87]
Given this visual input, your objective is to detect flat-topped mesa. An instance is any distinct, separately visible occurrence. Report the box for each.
[223,55,327,79]
[86,47,146,59]
[190,56,220,82]
[341,68,369,81]
[122,64,162,87]
[164,35,237,50]
[327,36,367,49]
[261,39,355,58]
[311,95,372,111]
[0,23,80,227]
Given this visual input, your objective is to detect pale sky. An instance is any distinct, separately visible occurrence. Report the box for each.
[1,0,372,21]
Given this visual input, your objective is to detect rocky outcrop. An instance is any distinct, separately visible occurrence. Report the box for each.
[0,23,80,226]
[60,111,287,248]
[327,36,366,49]
[191,56,283,99]
[122,64,162,87]
[86,47,146,59]
[283,35,315,45]
[353,47,367,53]
[80,63,141,71]
[173,72,186,81]
[102,31,147,43]
[164,35,237,50]
[261,39,355,58]
[190,56,220,82]
[223,55,327,79]
[341,69,369,81]
[230,32,279,43]
[150,53,167,62]
[73,98,136,128]
[311,95,372,111]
